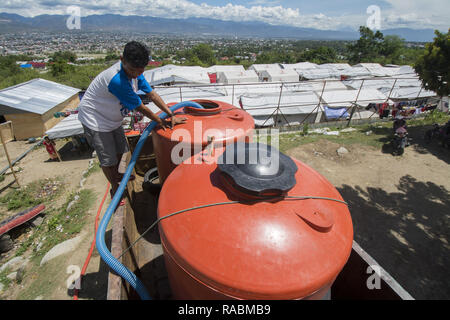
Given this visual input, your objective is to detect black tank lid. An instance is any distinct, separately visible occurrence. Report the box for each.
[218,143,298,197]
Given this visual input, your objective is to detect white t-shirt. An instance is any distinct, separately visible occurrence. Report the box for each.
[78,61,152,132]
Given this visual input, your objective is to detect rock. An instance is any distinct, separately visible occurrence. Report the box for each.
[79,177,87,188]
[91,151,97,158]
[341,127,357,133]
[0,256,29,273]
[16,265,25,283]
[0,235,14,253]
[40,232,86,266]
[30,216,44,227]
[337,147,349,156]
[324,131,340,136]
[6,272,17,281]
[365,130,373,135]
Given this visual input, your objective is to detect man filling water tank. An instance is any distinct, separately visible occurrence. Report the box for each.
[78,41,186,206]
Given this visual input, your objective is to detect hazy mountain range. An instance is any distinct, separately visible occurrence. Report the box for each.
[0,13,437,42]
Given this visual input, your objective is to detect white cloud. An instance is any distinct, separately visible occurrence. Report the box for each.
[0,0,448,31]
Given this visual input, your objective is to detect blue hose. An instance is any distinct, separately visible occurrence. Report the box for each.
[96,101,204,300]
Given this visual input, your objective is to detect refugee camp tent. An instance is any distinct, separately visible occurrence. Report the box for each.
[45,113,83,139]
[216,70,259,84]
[281,62,318,70]
[317,63,352,70]
[206,65,245,74]
[143,64,210,86]
[240,91,321,126]
[259,69,299,82]
[248,64,282,80]
[296,68,341,80]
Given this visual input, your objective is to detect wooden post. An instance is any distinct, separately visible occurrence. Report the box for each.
[0,129,20,187]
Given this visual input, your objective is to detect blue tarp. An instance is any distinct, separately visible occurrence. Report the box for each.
[324,106,350,119]
[20,64,32,68]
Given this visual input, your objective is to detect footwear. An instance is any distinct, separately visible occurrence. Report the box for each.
[110,189,126,206]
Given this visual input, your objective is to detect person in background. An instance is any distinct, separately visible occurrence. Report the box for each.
[77,41,186,206]
[43,136,60,162]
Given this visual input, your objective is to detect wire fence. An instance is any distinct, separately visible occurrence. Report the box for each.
[151,76,446,131]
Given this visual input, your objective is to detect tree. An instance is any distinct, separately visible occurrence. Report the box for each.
[414,29,450,97]
[299,46,338,64]
[347,26,385,63]
[51,51,77,63]
[186,44,216,66]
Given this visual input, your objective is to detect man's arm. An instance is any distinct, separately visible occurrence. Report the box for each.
[146,90,173,117]
[142,90,187,129]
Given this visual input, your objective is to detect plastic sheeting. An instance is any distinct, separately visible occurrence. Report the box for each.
[259,69,299,82]
[323,106,350,119]
[320,89,390,107]
[217,70,259,84]
[45,114,84,139]
[240,91,319,116]
[143,65,211,86]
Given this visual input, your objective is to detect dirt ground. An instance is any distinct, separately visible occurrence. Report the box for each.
[286,139,450,300]
[0,139,112,300]
[1,130,449,300]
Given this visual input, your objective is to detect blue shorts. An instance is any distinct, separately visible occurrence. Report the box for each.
[82,124,129,167]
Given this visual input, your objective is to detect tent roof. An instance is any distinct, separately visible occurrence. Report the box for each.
[248,64,282,73]
[0,78,79,115]
[240,91,319,116]
[320,89,390,107]
[217,70,259,83]
[143,65,210,86]
[281,62,318,70]
[45,113,83,139]
[206,65,245,73]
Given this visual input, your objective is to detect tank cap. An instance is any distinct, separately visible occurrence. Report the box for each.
[218,143,298,197]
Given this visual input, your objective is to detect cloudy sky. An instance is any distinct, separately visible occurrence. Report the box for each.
[1,0,449,31]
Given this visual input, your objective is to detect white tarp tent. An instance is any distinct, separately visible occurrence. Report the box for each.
[317,63,352,70]
[320,89,390,108]
[281,62,318,70]
[248,64,282,80]
[297,68,341,80]
[378,87,436,100]
[240,91,319,116]
[206,65,245,74]
[217,70,259,84]
[260,69,299,82]
[143,65,210,86]
[45,113,83,139]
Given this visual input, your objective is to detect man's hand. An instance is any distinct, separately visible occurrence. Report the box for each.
[159,115,187,131]
[170,115,187,129]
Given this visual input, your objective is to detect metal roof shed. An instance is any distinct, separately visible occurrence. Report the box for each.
[0,78,80,140]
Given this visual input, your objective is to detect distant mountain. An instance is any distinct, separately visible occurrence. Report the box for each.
[0,13,437,42]
[382,28,436,42]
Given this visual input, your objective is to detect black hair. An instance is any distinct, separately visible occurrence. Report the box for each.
[123,41,149,68]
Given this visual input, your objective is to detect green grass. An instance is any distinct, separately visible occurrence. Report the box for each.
[30,189,96,263]
[0,177,64,211]
[255,111,450,153]
[0,267,13,290]
[84,160,101,178]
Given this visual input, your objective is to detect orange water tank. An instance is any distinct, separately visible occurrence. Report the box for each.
[157,143,354,300]
[151,99,254,184]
